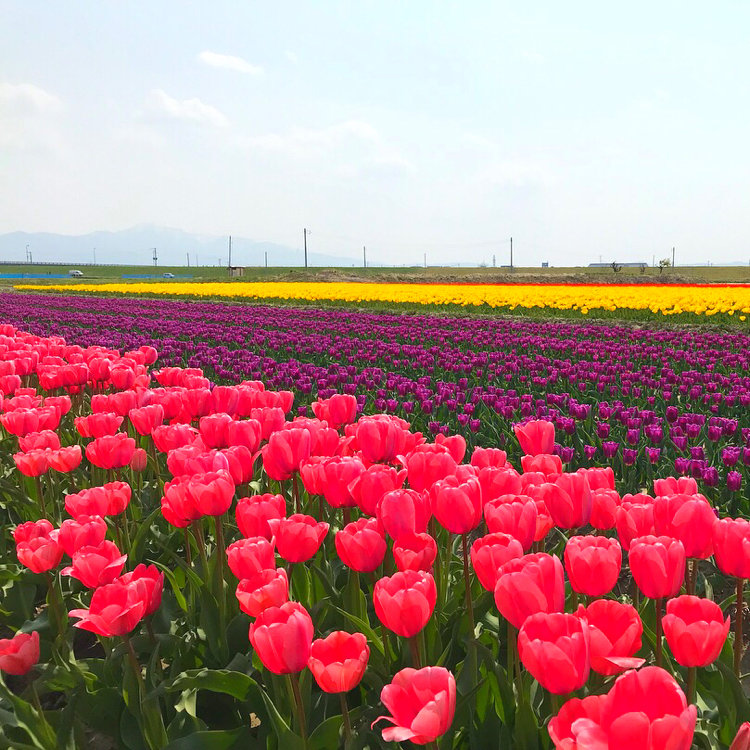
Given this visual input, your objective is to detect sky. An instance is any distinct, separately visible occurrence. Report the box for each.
[1,1,749,267]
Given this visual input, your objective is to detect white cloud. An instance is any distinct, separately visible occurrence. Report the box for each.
[147,89,228,127]
[285,50,298,64]
[242,120,382,156]
[197,50,262,75]
[0,82,62,114]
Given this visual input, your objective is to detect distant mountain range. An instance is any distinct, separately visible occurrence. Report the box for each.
[0,225,360,267]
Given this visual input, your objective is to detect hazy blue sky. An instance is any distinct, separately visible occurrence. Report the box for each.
[2,1,749,266]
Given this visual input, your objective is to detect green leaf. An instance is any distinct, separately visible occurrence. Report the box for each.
[332,605,384,656]
[258,688,304,750]
[308,714,343,750]
[162,669,255,702]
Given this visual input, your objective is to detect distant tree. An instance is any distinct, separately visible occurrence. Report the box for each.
[640,264,647,274]
[658,258,672,274]
[611,261,622,273]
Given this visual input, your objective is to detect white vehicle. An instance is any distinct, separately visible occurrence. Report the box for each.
[68,269,84,277]
[162,272,175,278]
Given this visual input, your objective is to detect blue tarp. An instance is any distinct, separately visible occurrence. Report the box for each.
[121,274,194,279]
[0,273,67,279]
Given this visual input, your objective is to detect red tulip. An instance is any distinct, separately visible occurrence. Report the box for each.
[85,433,136,470]
[654,476,698,497]
[13,448,50,476]
[579,467,615,491]
[69,577,151,636]
[267,514,329,563]
[476,466,522,501]
[320,456,366,509]
[58,515,108,556]
[349,463,406,515]
[16,528,63,574]
[167,445,230,477]
[352,415,414,464]
[262,428,312,480]
[521,453,563,477]
[187,470,235,517]
[61,540,127,588]
[373,570,437,637]
[311,393,358,430]
[198,412,233,448]
[713,518,750,579]
[518,612,590,694]
[662,595,730,667]
[0,631,39,675]
[226,537,276,580]
[248,601,314,674]
[615,500,656,551]
[654,494,716,559]
[471,532,524,591]
[590,488,620,530]
[377,488,431,540]
[548,694,605,750]
[470,446,507,469]
[731,722,750,750]
[308,631,369,693]
[151,423,199,452]
[13,519,54,544]
[430,475,482,534]
[403,444,457,492]
[74,412,124,438]
[235,568,289,617]
[128,404,165,436]
[336,516,387,572]
[514,420,555,456]
[226,418,262,452]
[161,476,201,527]
[236,493,286,540]
[629,535,686,600]
[118,564,164,616]
[599,667,696,749]
[564,535,622,597]
[540,472,592,529]
[548,666,697,748]
[18,430,60,452]
[494,552,565,629]
[393,533,438,572]
[130,447,148,472]
[65,482,131,519]
[483,495,538,551]
[48,445,82,473]
[373,666,456,745]
[249,406,286,441]
[577,599,644,676]
[434,433,466,463]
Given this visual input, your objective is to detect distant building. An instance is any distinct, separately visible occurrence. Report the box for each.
[228,266,245,277]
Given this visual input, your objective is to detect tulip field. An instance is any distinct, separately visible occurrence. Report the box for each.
[2,290,750,749]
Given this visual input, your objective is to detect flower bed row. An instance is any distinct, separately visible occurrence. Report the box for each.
[0,322,750,748]
[16,280,750,319]
[2,293,750,512]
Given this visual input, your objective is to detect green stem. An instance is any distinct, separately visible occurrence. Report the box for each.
[655,598,663,668]
[192,521,209,577]
[214,515,227,632]
[339,693,352,743]
[292,474,301,514]
[686,666,696,705]
[461,534,476,638]
[34,476,48,519]
[409,636,422,668]
[736,578,744,678]
[288,673,309,748]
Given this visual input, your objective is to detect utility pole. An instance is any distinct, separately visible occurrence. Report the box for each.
[264,251,268,268]
[492,254,496,268]
[510,237,513,270]
[151,248,158,267]
[363,246,367,268]
[93,247,97,264]
[25,244,31,263]
[424,252,427,268]
[186,252,190,267]
[672,246,675,267]
[303,228,309,268]
[228,235,232,268]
